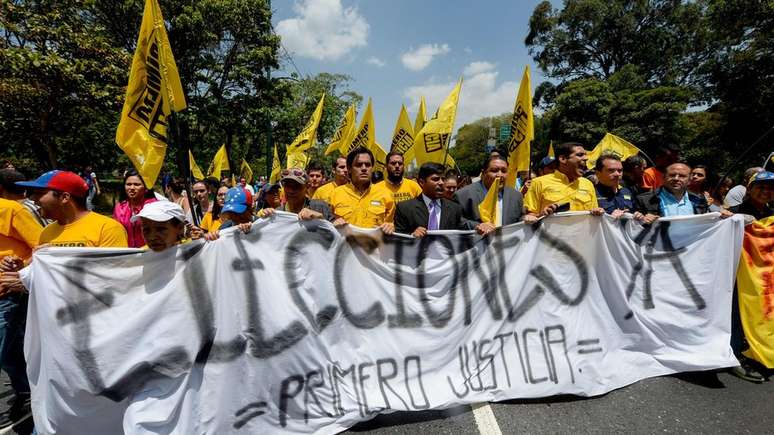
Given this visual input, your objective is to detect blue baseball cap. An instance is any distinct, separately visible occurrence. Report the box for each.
[748,171,774,186]
[538,156,556,168]
[221,187,252,214]
[15,170,89,198]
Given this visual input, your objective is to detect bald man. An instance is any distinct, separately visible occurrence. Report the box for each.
[634,163,732,222]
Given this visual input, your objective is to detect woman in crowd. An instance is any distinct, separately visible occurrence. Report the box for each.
[688,165,714,204]
[165,177,192,222]
[113,169,157,248]
[204,187,257,241]
[709,176,734,212]
[729,171,774,219]
[256,182,282,212]
[132,201,188,252]
[199,185,228,232]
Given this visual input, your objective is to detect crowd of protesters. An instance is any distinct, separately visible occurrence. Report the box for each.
[0,141,773,429]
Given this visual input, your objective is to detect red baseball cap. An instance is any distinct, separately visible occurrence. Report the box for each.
[16,170,89,198]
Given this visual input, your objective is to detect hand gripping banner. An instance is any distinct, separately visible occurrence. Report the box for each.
[22,213,744,434]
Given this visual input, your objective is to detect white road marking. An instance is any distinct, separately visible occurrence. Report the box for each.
[471,402,503,435]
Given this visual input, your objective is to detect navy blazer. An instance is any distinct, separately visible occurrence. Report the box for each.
[394,195,466,234]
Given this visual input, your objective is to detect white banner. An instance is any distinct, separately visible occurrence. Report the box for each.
[23,212,744,434]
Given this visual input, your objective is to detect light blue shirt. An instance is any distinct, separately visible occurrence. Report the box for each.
[658,189,694,217]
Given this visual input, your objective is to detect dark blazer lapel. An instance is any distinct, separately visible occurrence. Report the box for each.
[502,187,511,223]
[473,181,487,220]
[414,197,430,228]
[439,198,453,229]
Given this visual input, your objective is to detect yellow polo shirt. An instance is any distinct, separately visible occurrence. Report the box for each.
[311,182,339,204]
[374,179,422,204]
[524,171,598,213]
[40,212,128,248]
[330,183,395,228]
[0,198,43,260]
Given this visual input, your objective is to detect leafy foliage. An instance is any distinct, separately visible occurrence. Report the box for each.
[0,0,361,180]
[525,0,774,176]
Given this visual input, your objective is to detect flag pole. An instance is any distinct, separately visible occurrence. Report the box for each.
[172,114,200,227]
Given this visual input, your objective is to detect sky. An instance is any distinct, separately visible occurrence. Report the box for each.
[272,0,554,148]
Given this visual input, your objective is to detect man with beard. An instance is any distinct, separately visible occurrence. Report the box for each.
[523,142,605,223]
[374,152,421,204]
[395,163,466,237]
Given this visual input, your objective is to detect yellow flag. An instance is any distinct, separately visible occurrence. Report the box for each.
[586,133,641,169]
[414,96,427,134]
[240,159,253,182]
[189,150,205,180]
[373,143,388,175]
[478,178,500,225]
[286,151,310,170]
[445,154,458,169]
[548,142,554,158]
[737,216,774,368]
[413,80,462,166]
[115,0,186,188]
[269,144,281,184]
[207,144,230,180]
[389,105,415,158]
[342,98,376,156]
[505,66,534,188]
[286,93,325,156]
[325,103,356,155]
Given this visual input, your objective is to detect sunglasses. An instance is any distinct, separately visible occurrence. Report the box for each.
[282,168,306,177]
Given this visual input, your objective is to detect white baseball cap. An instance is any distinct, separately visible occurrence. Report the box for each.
[130,201,186,223]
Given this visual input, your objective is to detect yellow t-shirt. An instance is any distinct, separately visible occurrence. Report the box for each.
[40,211,128,248]
[312,182,338,204]
[199,212,223,232]
[524,171,598,213]
[0,198,43,260]
[373,179,422,204]
[329,183,395,228]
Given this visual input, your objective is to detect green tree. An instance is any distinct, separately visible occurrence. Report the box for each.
[526,0,774,174]
[526,0,710,90]
[0,0,130,172]
[268,73,362,172]
[0,0,362,181]
[698,0,774,168]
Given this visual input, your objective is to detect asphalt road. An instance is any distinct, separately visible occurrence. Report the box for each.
[349,370,773,434]
[0,370,769,434]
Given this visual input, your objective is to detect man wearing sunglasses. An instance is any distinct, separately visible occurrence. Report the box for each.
[278,168,334,222]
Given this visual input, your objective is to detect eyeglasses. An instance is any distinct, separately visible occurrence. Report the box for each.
[281,168,306,178]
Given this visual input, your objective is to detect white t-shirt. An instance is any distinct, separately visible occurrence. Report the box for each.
[723,185,746,207]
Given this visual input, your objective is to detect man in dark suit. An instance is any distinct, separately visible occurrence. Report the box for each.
[394,163,469,237]
[453,155,524,234]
